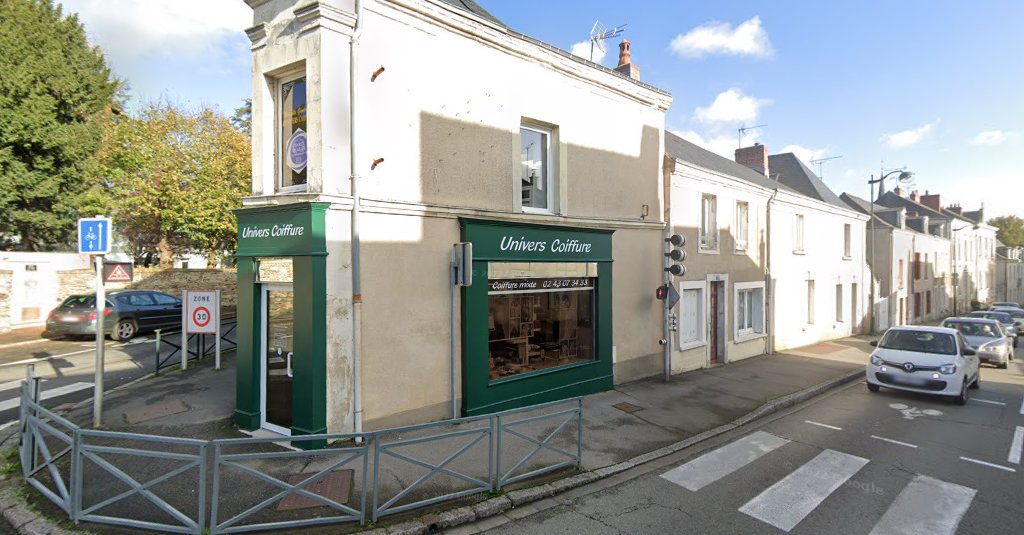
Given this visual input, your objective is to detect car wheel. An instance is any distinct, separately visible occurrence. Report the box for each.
[969,372,980,389]
[114,319,137,342]
[999,360,1009,369]
[867,383,880,392]
[952,379,968,405]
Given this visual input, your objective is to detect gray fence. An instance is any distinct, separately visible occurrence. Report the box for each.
[18,379,584,534]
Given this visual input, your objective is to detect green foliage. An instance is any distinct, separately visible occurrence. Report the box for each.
[91,101,251,266]
[989,215,1024,248]
[231,98,252,136]
[0,0,120,250]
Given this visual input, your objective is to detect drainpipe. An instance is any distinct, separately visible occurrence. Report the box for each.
[350,0,364,436]
[765,188,778,355]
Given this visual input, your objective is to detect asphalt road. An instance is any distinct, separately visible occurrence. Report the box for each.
[0,326,231,430]
[465,359,1024,535]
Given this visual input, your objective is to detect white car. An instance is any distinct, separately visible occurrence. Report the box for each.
[866,326,980,405]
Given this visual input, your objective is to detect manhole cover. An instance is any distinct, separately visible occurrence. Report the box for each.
[613,401,643,414]
[278,469,353,510]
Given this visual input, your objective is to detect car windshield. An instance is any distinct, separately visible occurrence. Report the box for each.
[943,322,998,338]
[878,330,957,355]
[60,296,95,308]
[972,312,1011,323]
[996,309,1024,319]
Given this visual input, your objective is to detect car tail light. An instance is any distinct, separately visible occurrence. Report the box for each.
[87,309,112,321]
[48,310,55,319]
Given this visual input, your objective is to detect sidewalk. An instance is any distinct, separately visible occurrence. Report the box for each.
[2,337,872,534]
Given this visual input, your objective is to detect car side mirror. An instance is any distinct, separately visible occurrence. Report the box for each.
[869,340,878,347]
[963,347,976,356]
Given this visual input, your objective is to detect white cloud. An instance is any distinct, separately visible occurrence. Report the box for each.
[693,89,770,125]
[570,41,606,64]
[672,129,755,159]
[968,129,1017,146]
[61,0,251,62]
[780,144,830,166]
[669,16,773,59]
[880,122,936,149]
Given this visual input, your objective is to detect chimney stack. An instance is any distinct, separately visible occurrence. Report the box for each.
[735,143,769,176]
[614,39,640,81]
[894,185,905,197]
[947,203,962,215]
[920,191,941,212]
[910,190,920,202]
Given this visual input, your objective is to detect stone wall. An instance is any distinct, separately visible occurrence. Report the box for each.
[129,268,238,309]
[58,269,96,298]
[0,270,11,333]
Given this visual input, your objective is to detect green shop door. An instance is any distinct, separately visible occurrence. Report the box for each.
[262,284,294,435]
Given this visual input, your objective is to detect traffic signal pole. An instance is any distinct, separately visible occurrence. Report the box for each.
[93,255,105,427]
[663,231,672,382]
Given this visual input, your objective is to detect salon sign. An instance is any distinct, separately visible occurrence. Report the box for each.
[461,219,613,262]
[235,203,327,257]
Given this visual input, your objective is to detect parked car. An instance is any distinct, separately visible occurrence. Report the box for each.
[866,326,979,405]
[44,290,182,342]
[967,310,1018,346]
[940,317,1012,369]
[990,306,1024,330]
[991,301,1021,309]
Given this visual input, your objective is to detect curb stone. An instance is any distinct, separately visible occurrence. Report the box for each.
[3,369,862,534]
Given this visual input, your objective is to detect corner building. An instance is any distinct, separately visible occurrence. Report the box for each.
[233,0,672,438]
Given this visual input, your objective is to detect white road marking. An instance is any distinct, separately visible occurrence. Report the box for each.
[869,475,975,535]
[1019,393,1024,415]
[739,449,869,532]
[0,382,93,412]
[0,338,159,368]
[0,421,16,431]
[660,431,789,492]
[959,456,1016,473]
[971,398,1006,406]
[870,435,918,449]
[804,420,842,430]
[0,379,25,393]
[0,338,48,350]
[1009,426,1023,465]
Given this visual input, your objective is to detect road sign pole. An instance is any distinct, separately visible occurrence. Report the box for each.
[93,255,105,428]
[181,290,188,371]
[215,290,222,370]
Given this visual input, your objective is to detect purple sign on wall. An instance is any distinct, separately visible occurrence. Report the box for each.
[286,128,307,173]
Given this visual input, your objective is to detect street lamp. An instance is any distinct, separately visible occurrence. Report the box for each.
[868,169,914,333]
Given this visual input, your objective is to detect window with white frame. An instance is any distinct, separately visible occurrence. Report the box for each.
[735,201,749,251]
[794,214,805,253]
[843,223,851,258]
[700,194,718,249]
[278,72,307,191]
[679,281,706,347]
[521,123,555,212]
[735,282,765,339]
[807,279,815,324]
[835,283,843,322]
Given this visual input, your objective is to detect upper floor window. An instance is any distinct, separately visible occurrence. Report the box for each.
[735,201,749,251]
[793,214,805,253]
[278,73,307,191]
[700,193,718,249]
[898,259,905,288]
[521,124,554,212]
[843,223,851,258]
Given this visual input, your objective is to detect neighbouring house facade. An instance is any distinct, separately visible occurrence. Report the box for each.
[0,252,92,332]
[235,0,672,438]
[742,149,870,351]
[663,133,780,371]
[841,192,952,331]
[995,244,1024,306]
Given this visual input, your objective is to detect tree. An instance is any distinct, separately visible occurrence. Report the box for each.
[989,215,1024,248]
[0,0,120,250]
[91,101,251,266]
[231,98,252,136]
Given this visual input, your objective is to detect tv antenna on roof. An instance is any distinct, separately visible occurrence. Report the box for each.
[589,21,626,62]
[738,124,767,147]
[810,155,843,179]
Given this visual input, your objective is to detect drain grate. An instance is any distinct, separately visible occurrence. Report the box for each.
[613,401,643,414]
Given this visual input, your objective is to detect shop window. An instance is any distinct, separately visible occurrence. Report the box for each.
[793,214,805,253]
[487,262,596,380]
[735,201,749,252]
[700,193,718,249]
[734,282,764,340]
[679,281,705,348]
[278,73,307,191]
[257,257,293,283]
[520,123,555,212]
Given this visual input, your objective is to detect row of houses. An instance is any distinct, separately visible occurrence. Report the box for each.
[140,0,1024,438]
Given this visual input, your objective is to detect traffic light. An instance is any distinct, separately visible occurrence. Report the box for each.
[656,284,668,300]
[665,233,686,277]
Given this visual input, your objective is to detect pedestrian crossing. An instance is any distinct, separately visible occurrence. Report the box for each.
[661,431,979,534]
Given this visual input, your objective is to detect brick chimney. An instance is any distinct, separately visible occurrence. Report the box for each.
[909,190,920,203]
[920,191,941,212]
[947,203,962,215]
[894,185,905,197]
[614,39,640,81]
[735,143,769,176]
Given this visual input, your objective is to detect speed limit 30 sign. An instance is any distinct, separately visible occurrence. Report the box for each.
[184,290,219,334]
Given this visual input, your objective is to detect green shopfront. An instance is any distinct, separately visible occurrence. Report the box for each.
[233,202,328,438]
[460,219,614,416]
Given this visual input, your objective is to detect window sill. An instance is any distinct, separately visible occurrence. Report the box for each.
[843,256,852,261]
[698,247,720,255]
[793,250,805,255]
[677,340,707,352]
[521,207,558,216]
[276,185,308,194]
[734,247,748,255]
[735,331,766,343]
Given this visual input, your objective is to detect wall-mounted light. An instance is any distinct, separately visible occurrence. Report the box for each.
[641,204,649,220]
[371,66,385,82]
[370,157,384,170]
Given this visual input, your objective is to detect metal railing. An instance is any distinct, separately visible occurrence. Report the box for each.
[154,315,237,374]
[18,377,585,535]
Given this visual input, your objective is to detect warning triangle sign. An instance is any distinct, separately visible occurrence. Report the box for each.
[105,264,132,282]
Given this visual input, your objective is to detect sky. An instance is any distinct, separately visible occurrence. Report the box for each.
[60,0,1024,219]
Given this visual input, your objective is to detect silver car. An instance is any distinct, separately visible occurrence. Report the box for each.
[967,310,1018,347]
[941,317,1013,369]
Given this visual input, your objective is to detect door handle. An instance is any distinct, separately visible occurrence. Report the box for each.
[287,352,293,378]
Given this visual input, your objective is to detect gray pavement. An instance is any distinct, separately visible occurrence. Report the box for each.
[0,333,876,533]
